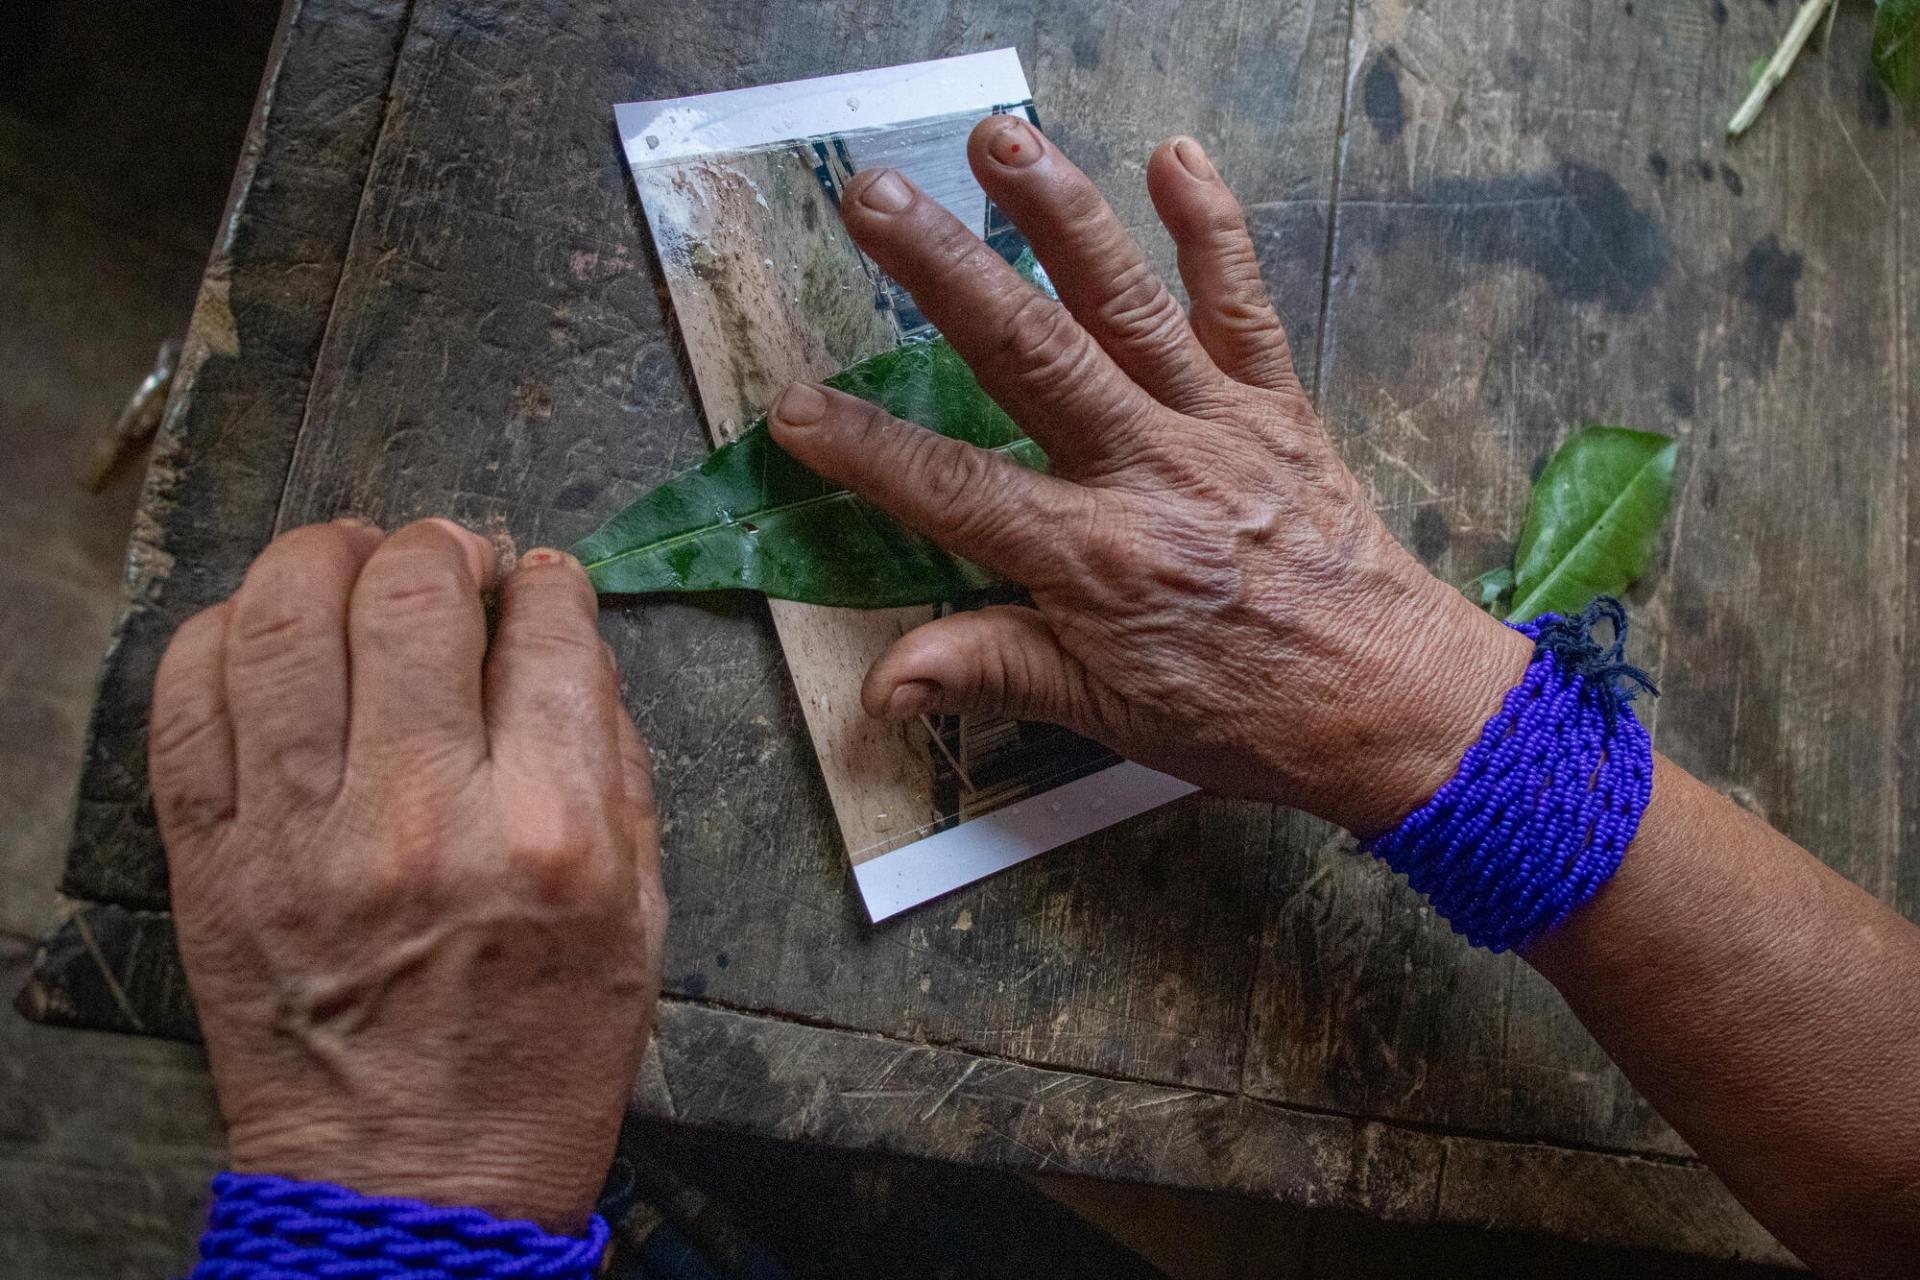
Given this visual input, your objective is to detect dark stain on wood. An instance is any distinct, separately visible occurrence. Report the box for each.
[1424,161,1668,312]
[28,0,1917,1264]
[1363,51,1404,144]
[1667,382,1695,419]
[1411,506,1451,565]
[1739,234,1803,372]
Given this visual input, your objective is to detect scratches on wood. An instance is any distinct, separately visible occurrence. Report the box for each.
[33,0,1905,1260]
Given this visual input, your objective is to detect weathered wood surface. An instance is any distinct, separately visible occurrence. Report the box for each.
[60,0,416,906]
[19,904,1797,1265]
[1248,0,1913,1156]
[31,0,1918,1262]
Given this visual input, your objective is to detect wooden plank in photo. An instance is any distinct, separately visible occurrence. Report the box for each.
[630,143,938,866]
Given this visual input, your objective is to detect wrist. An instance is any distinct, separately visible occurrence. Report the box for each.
[1337,577,1533,836]
[229,1110,604,1234]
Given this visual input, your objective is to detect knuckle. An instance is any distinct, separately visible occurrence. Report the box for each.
[508,620,604,670]
[148,694,221,766]
[1079,518,1150,583]
[855,400,908,455]
[354,847,435,913]
[339,789,454,906]
[356,545,472,623]
[1204,251,1285,329]
[923,222,1004,293]
[1199,197,1251,243]
[997,293,1096,400]
[898,429,989,528]
[1051,178,1112,238]
[227,603,331,686]
[1215,293,1288,344]
[511,826,615,906]
[972,637,1032,720]
[1097,262,1187,352]
[154,780,231,839]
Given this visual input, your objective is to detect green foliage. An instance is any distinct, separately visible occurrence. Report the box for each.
[1874,0,1920,116]
[572,338,1046,607]
[1480,426,1678,624]
[1470,566,1515,612]
[579,250,1061,608]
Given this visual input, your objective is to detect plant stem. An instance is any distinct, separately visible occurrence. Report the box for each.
[1728,0,1837,138]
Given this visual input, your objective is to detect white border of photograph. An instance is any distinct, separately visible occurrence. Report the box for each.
[617,49,1032,166]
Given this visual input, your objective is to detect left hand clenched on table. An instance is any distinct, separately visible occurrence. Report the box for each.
[148,520,665,1233]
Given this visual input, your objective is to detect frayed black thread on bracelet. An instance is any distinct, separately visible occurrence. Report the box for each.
[1530,597,1659,731]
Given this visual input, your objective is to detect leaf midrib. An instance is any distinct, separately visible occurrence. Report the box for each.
[1508,445,1671,621]
[580,437,1037,574]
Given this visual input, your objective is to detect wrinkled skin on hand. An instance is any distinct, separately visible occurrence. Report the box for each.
[772,121,1530,834]
[149,519,664,1232]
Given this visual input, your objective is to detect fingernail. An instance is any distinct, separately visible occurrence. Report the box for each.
[986,117,1042,168]
[333,514,376,529]
[1173,137,1215,181]
[884,680,941,720]
[856,168,913,212]
[773,382,828,427]
[521,547,575,569]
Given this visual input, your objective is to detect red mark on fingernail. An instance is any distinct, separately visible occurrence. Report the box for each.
[1010,143,1021,154]
[524,549,558,567]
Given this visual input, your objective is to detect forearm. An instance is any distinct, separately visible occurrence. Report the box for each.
[1525,756,1920,1276]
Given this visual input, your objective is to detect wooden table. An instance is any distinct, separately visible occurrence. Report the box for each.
[23,0,1917,1266]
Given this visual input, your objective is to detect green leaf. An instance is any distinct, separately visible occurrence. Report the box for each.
[1470,566,1515,614]
[572,338,1047,607]
[1874,0,1920,117]
[578,249,1059,608]
[1505,426,1678,624]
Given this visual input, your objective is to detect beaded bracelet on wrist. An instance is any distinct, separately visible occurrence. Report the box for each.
[1365,597,1657,954]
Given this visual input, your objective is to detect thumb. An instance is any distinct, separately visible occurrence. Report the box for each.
[862,606,1101,733]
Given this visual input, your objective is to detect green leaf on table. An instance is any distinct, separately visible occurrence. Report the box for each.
[1470,566,1515,613]
[1504,425,1678,624]
[571,337,1047,607]
[1874,0,1920,117]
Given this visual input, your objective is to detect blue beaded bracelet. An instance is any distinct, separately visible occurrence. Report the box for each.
[192,1172,610,1279]
[1365,597,1657,953]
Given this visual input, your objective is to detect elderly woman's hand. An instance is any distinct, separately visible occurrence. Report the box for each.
[771,119,1530,834]
[148,520,665,1231]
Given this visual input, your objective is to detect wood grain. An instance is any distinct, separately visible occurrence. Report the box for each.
[22,911,1789,1265]
[59,0,417,908]
[33,0,1909,1260]
[1244,0,1913,1158]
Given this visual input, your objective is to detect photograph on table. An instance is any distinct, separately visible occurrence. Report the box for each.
[614,50,1194,922]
